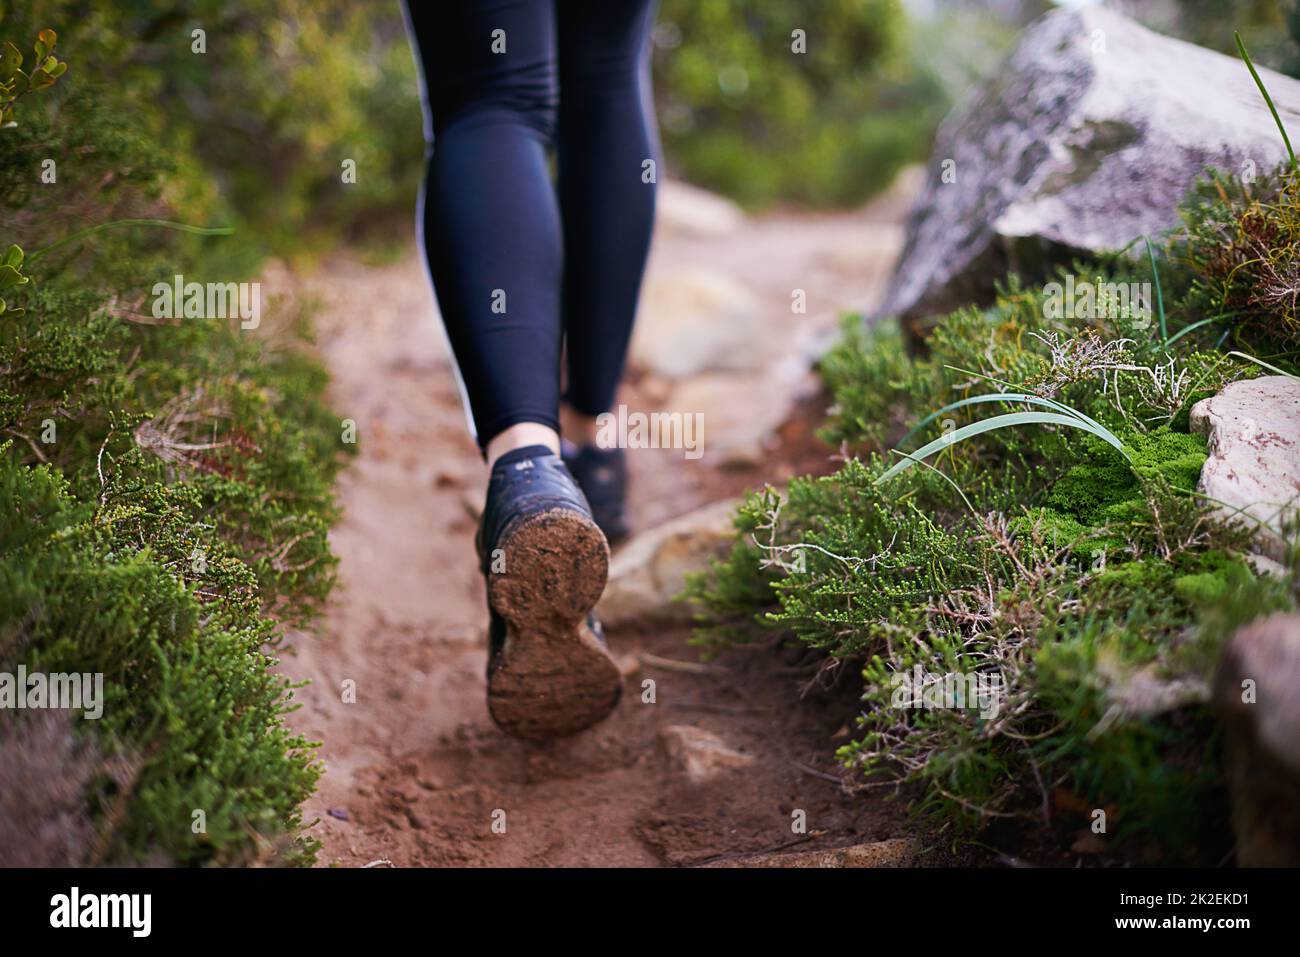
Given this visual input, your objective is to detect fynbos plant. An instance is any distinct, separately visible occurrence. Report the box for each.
[0,27,66,128]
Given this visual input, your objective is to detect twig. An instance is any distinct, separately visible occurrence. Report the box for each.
[639,653,724,675]
[790,760,844,785]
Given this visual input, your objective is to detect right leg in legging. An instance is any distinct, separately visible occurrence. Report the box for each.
[555,0,660,440]
[406,0,563,460]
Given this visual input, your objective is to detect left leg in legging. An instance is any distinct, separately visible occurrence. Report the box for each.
[554,0,660,431]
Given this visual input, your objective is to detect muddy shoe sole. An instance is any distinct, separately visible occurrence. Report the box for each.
[486,508,622,739]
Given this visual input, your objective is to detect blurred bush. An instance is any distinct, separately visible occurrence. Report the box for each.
[3,0,423,266]
[653,0,948,208]
[0,2,368,864]
[1157,0,1300,76]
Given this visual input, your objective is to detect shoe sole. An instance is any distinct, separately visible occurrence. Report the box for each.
[486,508,622,740]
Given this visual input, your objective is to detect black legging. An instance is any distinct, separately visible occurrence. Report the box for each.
[405,0,659,450]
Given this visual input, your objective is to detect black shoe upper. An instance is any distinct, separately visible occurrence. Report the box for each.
[562,443,630,544]
[477,444,600,663]
[476,444,594,574]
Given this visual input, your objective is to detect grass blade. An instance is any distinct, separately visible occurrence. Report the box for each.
[1226,350,1299,380]
[900,392,1105,448]
[877,411,1130,485]
[1236,31,1296,169]
[28,219,235,263]
[1143,235,1167,343]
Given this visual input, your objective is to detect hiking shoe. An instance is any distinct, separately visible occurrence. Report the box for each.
[562,442,630,545]
[477,444,622,739]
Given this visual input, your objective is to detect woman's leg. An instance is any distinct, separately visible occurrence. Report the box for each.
[403,1,631,738]
[406,0,564,462]
[555,0,660,431]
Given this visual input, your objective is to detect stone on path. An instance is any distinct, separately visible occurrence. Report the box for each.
[704,837,916,868]
[659,725,755,784]
[630,267,763,379]
[655,179,746,239]
[599,497,741,626]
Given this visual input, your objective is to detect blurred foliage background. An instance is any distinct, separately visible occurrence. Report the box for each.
[652,0,947,209]
[2,0,424,272]
[653,0,1300,209]
[7,0,1297,235]
[3,0,1298,865]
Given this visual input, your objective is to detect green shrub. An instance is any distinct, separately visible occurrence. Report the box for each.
[0,4,356,864]
[1173,165,1300,353]
[0,274,343,864]
[686,205,1298,860]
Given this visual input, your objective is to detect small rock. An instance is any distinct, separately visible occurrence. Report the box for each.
[661,360,818,466]
[327,807,350,822]
[1190,375,1300,563]
[1071,833,1108,856]
[405,810,428,830]
[599,498,741,626]
[1215,612,1300,866]
[659,725,755,783]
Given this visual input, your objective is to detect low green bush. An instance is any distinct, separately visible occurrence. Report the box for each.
[1173,165,1300,353]
[686,170,1299,862]
[1,5,356,865]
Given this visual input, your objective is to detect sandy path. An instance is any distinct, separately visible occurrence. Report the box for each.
[275,189,919,867]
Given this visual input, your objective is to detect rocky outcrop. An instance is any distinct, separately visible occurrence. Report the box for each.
[1189,375,1300,563]
[1215,613,1300,866]
[877,6,1300,345]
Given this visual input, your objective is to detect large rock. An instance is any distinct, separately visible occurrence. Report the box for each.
[877,6,1300,344]
[1215,613,1300,866]
[1189,375,1300,563]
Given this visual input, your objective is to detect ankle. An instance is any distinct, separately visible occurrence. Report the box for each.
[485,422,560,468]
[560,404,603,448]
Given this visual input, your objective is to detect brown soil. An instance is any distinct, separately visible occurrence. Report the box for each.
[274,197,942,867]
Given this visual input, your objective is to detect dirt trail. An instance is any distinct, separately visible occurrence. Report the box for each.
[276,186,923,867]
